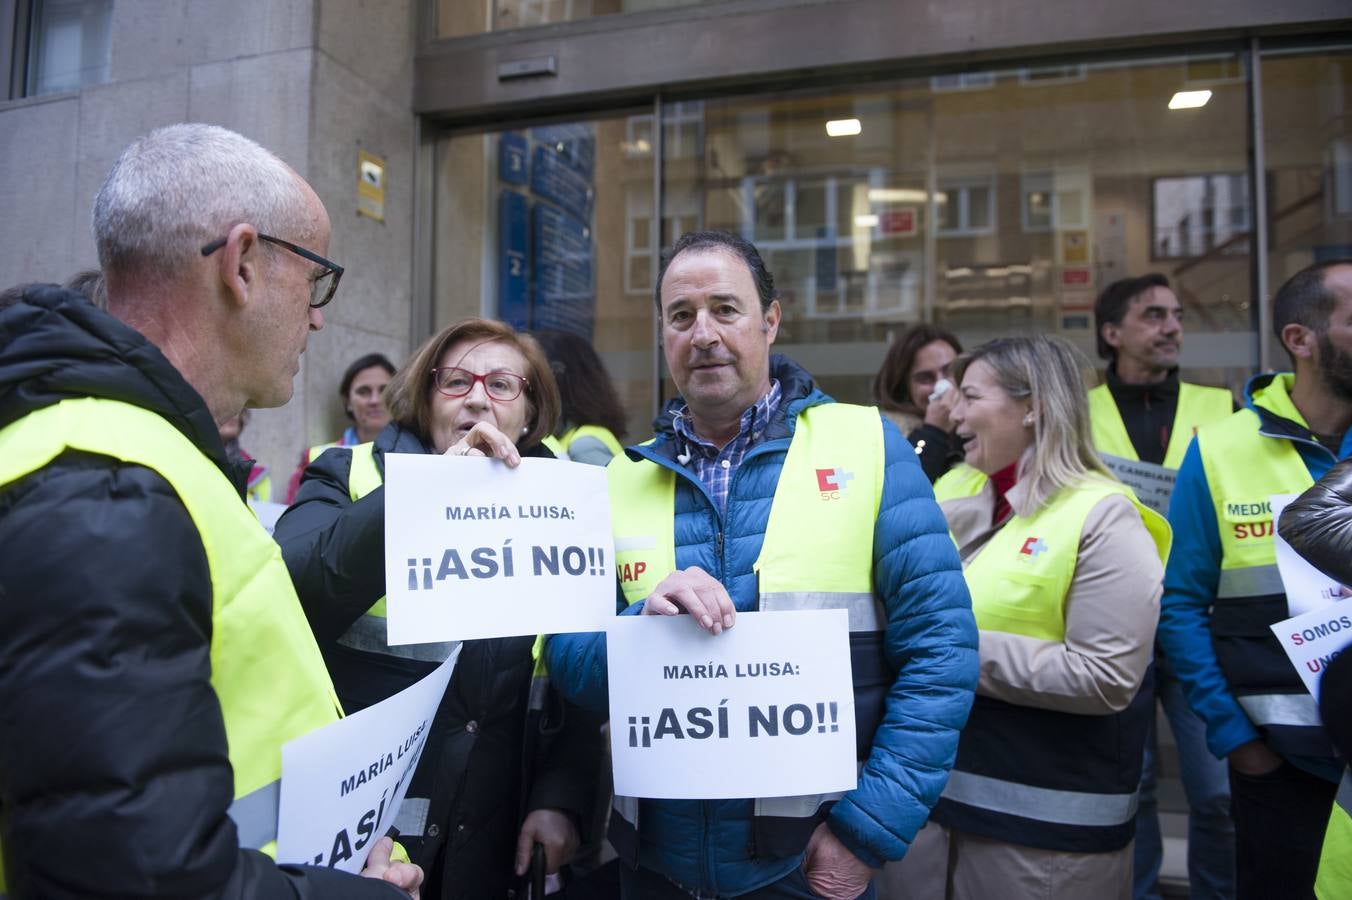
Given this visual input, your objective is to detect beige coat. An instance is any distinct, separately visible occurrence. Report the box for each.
[880,476,1164,900]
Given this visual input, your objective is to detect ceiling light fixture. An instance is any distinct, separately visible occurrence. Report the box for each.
[854,214,879,227]
[825,118,861,137]
[1168,90,1212,110]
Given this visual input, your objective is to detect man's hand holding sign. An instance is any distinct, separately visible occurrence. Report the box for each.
[641,566,736,634]
[638,571,874,898]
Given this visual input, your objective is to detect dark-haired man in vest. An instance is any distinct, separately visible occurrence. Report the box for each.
[1158,259,1352,900]
[1090,273,1235,900]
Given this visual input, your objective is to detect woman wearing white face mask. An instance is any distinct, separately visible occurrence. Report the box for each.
[274,318,604,900]
[885,336,1170,900]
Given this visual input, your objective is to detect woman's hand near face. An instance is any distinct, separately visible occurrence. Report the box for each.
[923,379,957,432]
[444,421,523,467]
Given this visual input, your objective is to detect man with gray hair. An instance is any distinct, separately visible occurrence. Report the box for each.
[0,124,422,898]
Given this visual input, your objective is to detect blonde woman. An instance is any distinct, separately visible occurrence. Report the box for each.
[888,336,1170,899]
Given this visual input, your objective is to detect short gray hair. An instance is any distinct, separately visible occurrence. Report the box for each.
[952,335,1113,514]
[93,123,309,281]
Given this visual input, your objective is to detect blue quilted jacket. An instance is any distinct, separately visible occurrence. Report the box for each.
[546,355,978,897]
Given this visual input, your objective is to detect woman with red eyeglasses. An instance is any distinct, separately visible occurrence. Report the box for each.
[274,317,604,900]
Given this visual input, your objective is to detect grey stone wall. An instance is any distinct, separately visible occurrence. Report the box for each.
[0,0,416,500]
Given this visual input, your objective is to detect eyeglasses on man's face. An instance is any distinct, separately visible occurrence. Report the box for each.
[200,233,343,309]
[431,366,529,402]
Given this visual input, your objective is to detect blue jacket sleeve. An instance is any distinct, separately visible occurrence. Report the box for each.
[1156,440,1258,758]
[826,418,979,867]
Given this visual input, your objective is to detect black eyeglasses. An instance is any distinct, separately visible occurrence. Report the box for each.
[431,367,529,401]
[200,233,343,309]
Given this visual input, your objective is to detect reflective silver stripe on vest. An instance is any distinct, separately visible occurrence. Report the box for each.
[755,791,846,819]
[941,769,1138,827]
[336,613,461,663]
[613,794,639,827]
[228,778,280,849]
[759,592,882,633]
[1238,692,1322,727]
[393,797,431,838]
[1217,565,1285,599]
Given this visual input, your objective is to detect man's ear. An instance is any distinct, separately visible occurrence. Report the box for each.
[763,299,782,345]
[218,223,261,309]
[1100,321,1122,352]
[1282,322,1317,363]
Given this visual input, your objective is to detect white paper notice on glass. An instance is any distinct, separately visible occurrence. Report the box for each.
[607,610,858,800]
[1272,493,1348,617]
[383,454,615,644]
[1270,604,1352,701]
[276,648,459,873]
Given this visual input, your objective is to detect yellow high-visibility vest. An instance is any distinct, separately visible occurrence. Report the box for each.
[1196,374,1328,757]
[1088,381,1232,470]
[1316,770,1352,900]
[964,476,1170,641]
[605,402,888,857]
[543,425,624,462]
[330,441,459,664]
[0,397,343,893]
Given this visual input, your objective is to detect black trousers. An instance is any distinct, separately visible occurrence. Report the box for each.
[1229,758,1338,900]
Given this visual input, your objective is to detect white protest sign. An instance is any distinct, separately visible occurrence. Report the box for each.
[1272,493,1347,617]
[1270,604,1352,700]
[607,610,857,800]
[1101,454,1176,516]
[276,649,459,873]
[383,454,614,643]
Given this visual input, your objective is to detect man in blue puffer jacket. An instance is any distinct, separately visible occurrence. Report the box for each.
[546,230,978,899]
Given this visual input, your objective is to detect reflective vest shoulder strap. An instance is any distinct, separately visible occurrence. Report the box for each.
[564,425,625,459]
[1088,384,1136,462]
[348,441,382,502]
[340,445,464,662]
[542,434,565,457]
[308,440,340,463]
[608,441,676,605]
[933,464,987,502]
[1317,769,1352,900]
[1164,383,1232,468]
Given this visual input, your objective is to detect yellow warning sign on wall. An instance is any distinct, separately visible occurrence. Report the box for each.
[358,150,385,222]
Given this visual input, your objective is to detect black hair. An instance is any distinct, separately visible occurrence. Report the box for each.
[1274,259,1352,359]
[654,230,777,313]
[532,330,628,439]
[339,353,397,418]
[1094,273,1170,361]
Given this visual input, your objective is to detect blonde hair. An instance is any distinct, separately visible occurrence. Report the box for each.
[952,335,1113,515]
[385,317,561,451]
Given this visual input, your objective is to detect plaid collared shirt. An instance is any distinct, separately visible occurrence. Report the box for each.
[671,380,782,518]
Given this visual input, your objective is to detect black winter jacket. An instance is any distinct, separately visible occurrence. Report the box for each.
[274,422,605,899]
[1279,456,1352,585]
[0,286,404,899]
